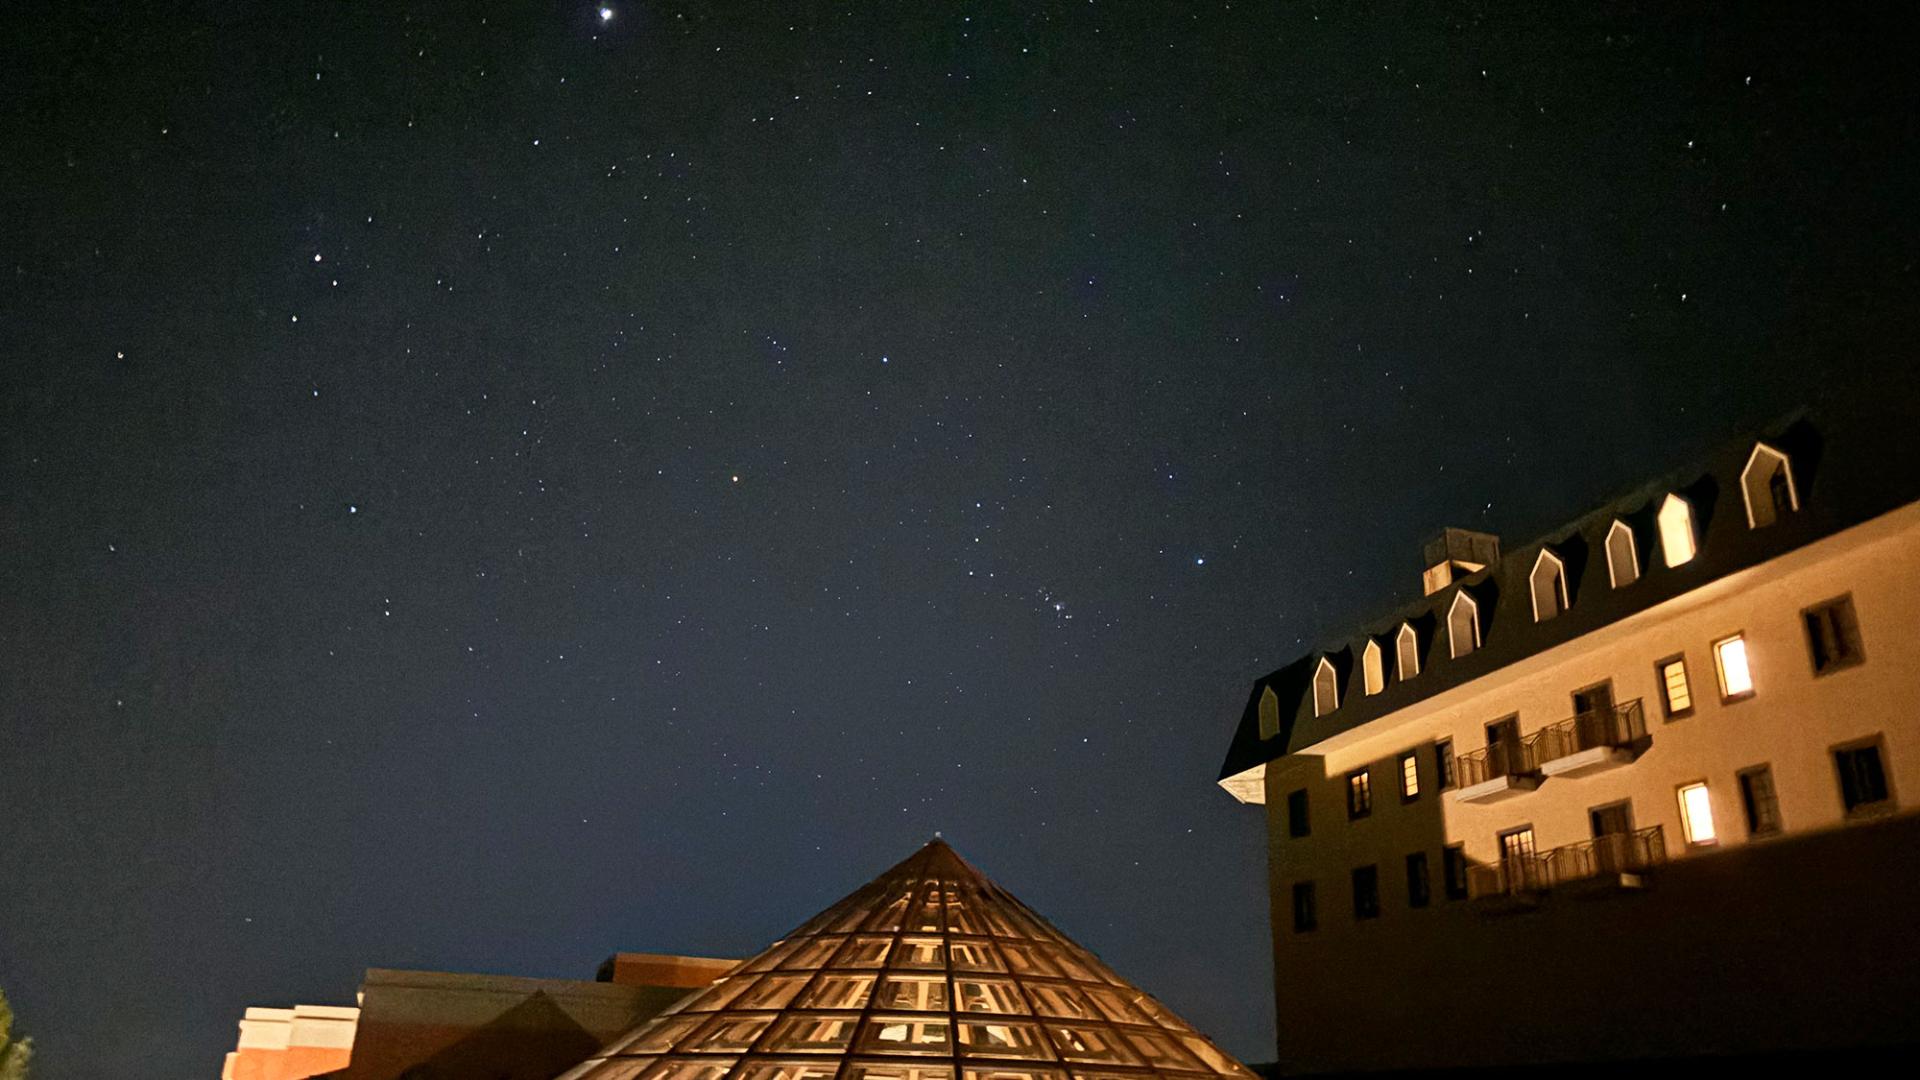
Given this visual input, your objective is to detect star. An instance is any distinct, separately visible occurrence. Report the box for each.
[598,6,614,22]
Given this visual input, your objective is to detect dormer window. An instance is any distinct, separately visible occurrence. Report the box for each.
[1258,686,1280,739]
[1447,591,1481,659]
[1529,548,1569,622]
[1396,623,1421,680]
[1312,657,1340,716]
[1605,519,1639,588]
[1740,442,1799,528]
[1658,493,1697,567]
[1362,640,1385,696]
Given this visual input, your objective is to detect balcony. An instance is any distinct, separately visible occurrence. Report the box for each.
[1450,742,1541,804]
[1466,826,1668,902]
[1531,700,1649,779]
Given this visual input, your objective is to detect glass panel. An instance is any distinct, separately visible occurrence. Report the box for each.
[763,1015,859,1054]
[1046,952,1096,982]
[945,890,984,934]
[1680,782,1717,843]
[857,1016,954,1056]
[737,974,810,1011]
[957,1021,1058,1060]
[736,1062,842,1080]
[782,937,849,970]
[866,889,917,932]
[835,936,896,969]
[688,1015,774,1053]
[1125,1032,1206,1071]
[848,1063,958,1080]
[963,1070,1069,1080]
[798,973,876,1011]
[998,943,1061,978]
[911,891,946,932]
[1179,1036,1255,1077]
[979,902,1025,938]
[1716,636,1753,696]
[643,1058,739,1080]
[742,939,803,974]
[579,1061,653,1080]
[1081,988,1148,1026]
[1046,1025,1142,1065]
[612,1016,701,1056]
[875,974,950,1012]
[955,977,1029,1014]
[1024,984,1097,1021]
[1130,995,1184,1030]
[892,937,946,969]
[683,976,757,1012]
[948,939,1007,973]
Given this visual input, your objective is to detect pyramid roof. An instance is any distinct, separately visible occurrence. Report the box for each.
[558,839,1255,1080]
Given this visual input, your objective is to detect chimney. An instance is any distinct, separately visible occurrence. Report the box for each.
[1422,527,1500,596]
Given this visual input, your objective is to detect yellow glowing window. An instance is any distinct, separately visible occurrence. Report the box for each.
[1678,782,1717,845]
[875,975,949,1012]
[955,978,1028,1014]
[1658,494,1696,567]
[848,1066,956,1080]
[1714,634,1754,699]
[1659,657,1693,716]
[1399,753,1420,800]
[956,1021,1054,1059]
[859,1016,953,1056]
[948,940,1006,973]
[736,974,810,1010]
[893,937,945,969]
[798,974,875,1010]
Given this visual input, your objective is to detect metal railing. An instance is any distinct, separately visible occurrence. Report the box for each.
[1528,700,1647,766]
[1454,739,1538,788]
[1466,826,1667,898]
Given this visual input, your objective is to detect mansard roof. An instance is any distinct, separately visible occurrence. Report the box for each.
[1219,395,1920,783]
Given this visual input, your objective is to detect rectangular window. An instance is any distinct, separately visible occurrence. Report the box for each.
[1398,751,1421,801]
[1804,595,1865,675]
[1656,655,1694,719]
[1834,741,1892,816]
[1737,765,1782,837]
[1714,634,1754,701]
[1678,781,1717,845]
[1346,769,1372,820]
[1442,845,1469,900]
[1434,738,1456,790]
[1351,865,1379,920]
[1291,882,1316,933]
[1286,788,1310,838]
[1405,852,1430,909]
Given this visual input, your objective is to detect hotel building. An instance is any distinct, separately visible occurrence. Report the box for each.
[1216,404,1920,1072]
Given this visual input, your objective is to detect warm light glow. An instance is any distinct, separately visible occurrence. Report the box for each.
[1401,754,1420,798]
[1313,657,1339,715]
[1679,782,1717,844]
[1362,641,1384,695]
[1716,635,1753,697]
[1658,493,1696,567]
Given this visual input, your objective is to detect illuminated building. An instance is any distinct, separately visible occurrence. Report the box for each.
[559,838,1256,1080]
[1217,404,1920,1071]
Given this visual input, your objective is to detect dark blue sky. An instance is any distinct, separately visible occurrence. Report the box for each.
[4,2,1917,1076]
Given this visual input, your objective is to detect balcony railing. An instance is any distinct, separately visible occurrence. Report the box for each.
[1528,700,1647,766]
[1466,826,1667,899]
[1455,739,1538,789]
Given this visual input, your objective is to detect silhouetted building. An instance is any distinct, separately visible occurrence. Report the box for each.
[1218,404,1920,1072]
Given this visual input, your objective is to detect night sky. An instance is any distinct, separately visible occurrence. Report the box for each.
[5,3,1919,1076]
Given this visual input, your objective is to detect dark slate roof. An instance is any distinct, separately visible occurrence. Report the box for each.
[1218,393,1920,782]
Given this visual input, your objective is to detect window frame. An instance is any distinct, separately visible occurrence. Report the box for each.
[1802,594,1865,677]
[1529,548,1570,622]
[1361,640,1385,696]
[1676,780,1718,847]
[1405,852,1431,909]
[1433,737,1456,790]
[1712,632,1756,703]
[1654,653,1694,720]
[1345,768,1373,821]
[1286,788,1310,839]
[1395,622,1420,680]
[1442,844,1469,901]
[1740,442,1799,528]
[1312,656,1340,717]
[1831,736,1895,818]
[1604,518,1639,588]
[1657,493,1698,568]
[1257,686,1280,740]
[1447,591,1481,660]
[1397,750,1421,803]
[1735,763,1783,838]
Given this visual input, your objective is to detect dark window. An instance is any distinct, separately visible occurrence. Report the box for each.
[1737,765,1782,837]
[1442,845,1469,900]
[1351,866,1379,920]
[1346,769,1372,820]
[1434,738,1455,789]
[1286,788,1310,838]
[1405,852,1430,909]
[1656,655,1694,720]
[1804,596,1864,675]
[1835,743,1892,815]
[1398,751,1421,802]
[1291,882,1317,933]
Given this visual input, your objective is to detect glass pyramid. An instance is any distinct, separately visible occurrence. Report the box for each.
[558,839,1256,1080]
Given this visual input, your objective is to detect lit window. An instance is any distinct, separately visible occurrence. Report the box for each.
[1346,769,1372,820]
[1447,591,1480,659]
[1657,655,1693,719]
[1529,549,1569,622]
[1658,494,1697,567]
[1740,442,1798,528]
[1258,686,1279,739]
[1714,634,1754,700]
[1362,640,1385,695]
[1605,519,1639,588]
[1804,595,1864,675]
[1396,622,1420,679]
[1398,751,1420,801]
[1312,657,1339,716]
[1678,781,1717,845]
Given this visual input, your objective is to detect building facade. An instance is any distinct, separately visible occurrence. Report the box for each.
[1217,406,1920,1072]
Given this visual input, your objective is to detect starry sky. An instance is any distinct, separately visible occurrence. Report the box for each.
[4,2,1919,1077]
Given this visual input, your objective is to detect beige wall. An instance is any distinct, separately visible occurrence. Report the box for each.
[1257,501,1920,1071]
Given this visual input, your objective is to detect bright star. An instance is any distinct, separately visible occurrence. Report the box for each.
[598,6,614,22]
